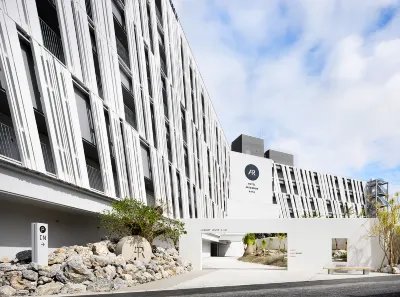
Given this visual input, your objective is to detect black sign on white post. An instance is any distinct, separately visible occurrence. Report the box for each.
[31,223,48,266]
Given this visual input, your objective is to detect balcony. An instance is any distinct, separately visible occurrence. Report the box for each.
[39,18,65,64]
[116,38,130,67]
[0,121,20,162]
[40,141,55,174]
[86,163,104,192]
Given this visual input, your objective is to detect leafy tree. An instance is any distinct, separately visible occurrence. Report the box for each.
[261,239,267,256]
[277,233,287,253]
[367,193,400,270]
[100,197,187,246]
[242,233,256,256]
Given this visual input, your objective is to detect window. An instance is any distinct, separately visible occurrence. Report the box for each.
[176,172,183,218]
[20,40,42,112]
[169,166,176,218]
[144,47,152,98]
[150,103,157,148]
[165,123,172,162]
[140,144,152,180]
[197,162,201,189]
[187,182,192,218]
[74,87,96,145]
[120,68,132,91]
[184,146,189,178]
[193,185,198,218]
[89,28,103,99]
[181,107,187,143]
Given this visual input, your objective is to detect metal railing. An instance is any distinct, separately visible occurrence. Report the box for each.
[160,58,167,76]
[113,173,120,198]
[40,142,55,174]
[0,122,20,161]
[96,75,103,99]
[124,104,136,128]
[39,18,65,64]
[85,0,93,20]
[167,148,172,163]
[155,6,163,28]
[116,38,130,67]
[87,164,104,192]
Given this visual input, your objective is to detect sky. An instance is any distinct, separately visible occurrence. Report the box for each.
[173,0,400,194]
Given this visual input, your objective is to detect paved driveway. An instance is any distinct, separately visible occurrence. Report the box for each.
[202,256,286,270]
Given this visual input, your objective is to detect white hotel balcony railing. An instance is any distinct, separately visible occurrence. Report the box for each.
[86,164,104,192]
[160,58,167,77]
[40,142,55,174]
[39,18,65,64]
[116,37,130,67]
[0,121,21,162]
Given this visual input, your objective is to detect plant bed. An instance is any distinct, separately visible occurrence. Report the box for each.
[238,252,287,268]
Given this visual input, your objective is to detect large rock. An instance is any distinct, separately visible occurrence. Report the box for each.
[93,265,116,281]
[0,285,16,296]
[38,264,61,278]
[60,283,86,294]
[37,276,52,286]
[36,282,64,296]
[112,278,126,291]
[115,236,152,264]
[90,255,109,267]
[64,256,94,283]
[91,242,110,256]
[0,264,15,272]
[86,279,112,292]
[21,270,38,282]
[48,251,67,265]
[4,271,23,290]
[142,272,155,282]
[15,252,31,263]
[124,264,138,274]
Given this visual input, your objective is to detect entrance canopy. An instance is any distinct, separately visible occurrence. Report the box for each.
[179,218,383,273]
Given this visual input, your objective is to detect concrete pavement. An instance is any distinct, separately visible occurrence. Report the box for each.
[52,257,398,296]
[58,275,400,296]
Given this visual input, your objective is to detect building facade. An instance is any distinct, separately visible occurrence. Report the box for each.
[229,135,367,220]
[0,0,230,259]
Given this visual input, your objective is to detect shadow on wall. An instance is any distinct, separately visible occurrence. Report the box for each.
[0,199,104,258]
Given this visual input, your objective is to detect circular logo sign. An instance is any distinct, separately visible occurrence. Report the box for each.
[39,226,46,233]
[245,164,259,181]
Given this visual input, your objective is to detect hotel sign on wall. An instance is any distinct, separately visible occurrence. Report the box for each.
[245,164,259,194]
[229,151,273,214]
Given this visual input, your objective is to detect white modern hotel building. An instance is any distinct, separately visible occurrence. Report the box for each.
[0,0,368,260]
[0,0,230,259]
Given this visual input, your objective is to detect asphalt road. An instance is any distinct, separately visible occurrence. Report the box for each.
[78,275,400,297]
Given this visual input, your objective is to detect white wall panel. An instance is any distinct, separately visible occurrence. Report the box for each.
[90,94,115,196]
[56,0,83,80]
[0,13,45,171]
[31,41,89,187]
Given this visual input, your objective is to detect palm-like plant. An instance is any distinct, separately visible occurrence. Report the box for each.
[242,233,256,256]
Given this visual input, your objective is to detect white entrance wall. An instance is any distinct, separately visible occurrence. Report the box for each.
[218,241,244,257]
[202,240,211,257]
[179,219,384,273]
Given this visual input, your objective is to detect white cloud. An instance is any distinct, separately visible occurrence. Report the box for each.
[173,0,400,187]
